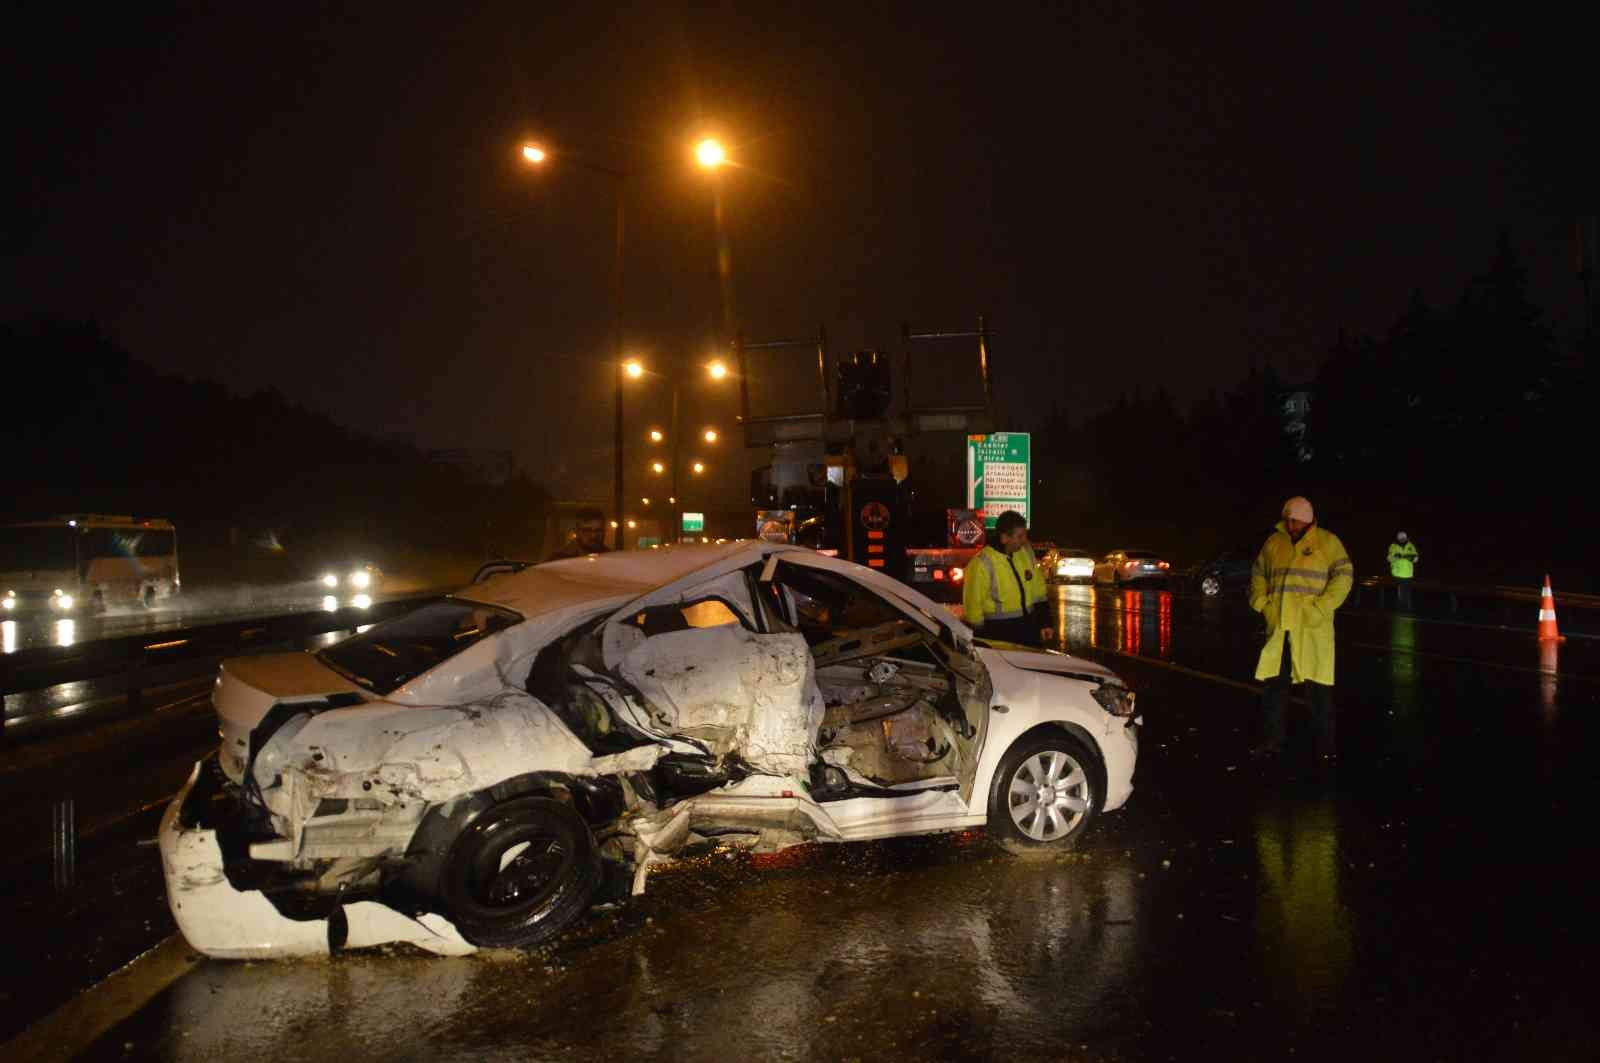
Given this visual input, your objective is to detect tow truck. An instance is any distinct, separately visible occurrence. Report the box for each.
[737,317,998,608]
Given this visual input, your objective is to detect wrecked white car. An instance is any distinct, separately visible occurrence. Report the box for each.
[160,543,1140,958]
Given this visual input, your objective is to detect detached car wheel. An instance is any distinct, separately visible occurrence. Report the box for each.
[440,796,600,948]
[988,732,1100,855]
[1200,575,1221,597]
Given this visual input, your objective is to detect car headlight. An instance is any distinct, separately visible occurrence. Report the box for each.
[2,595,14,611]
[57,593,75,611]
[349,570,371,589]
[321,573,339,589]
[1090,683,1136,718]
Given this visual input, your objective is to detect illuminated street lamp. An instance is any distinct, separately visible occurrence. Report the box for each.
[641,497,651,505]
[707,360,729,380]
[652,461,666,474]
[692,462,705,475]
[695,138,727,170]
[517,135,729,548]
[649,429,664,443]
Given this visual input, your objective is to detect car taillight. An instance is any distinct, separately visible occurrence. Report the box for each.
[951,566,964,582]
[1124,561,1138,569]
[1158,561,1169,569]
[932,569,946,581]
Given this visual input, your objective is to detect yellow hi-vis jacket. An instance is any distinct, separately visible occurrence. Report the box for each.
[1249,522,1354,686]
[963,544,1046,629]
[1387,540,1418,579]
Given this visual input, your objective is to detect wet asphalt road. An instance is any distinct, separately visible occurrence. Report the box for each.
[5,583,1597,1060]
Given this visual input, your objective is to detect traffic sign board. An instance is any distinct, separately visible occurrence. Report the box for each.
[967,432,1030,528]
[681,512,705,533]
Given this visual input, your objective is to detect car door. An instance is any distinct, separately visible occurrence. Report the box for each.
[757,551,991,803]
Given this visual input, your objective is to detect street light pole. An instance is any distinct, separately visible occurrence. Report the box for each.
[612,191,626,550]
[670,380,681,543]
[521,136,730,550]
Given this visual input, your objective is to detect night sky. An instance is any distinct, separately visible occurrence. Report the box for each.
[4,2,1587,503]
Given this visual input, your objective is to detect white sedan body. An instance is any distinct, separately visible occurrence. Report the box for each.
[160,543,1139,959]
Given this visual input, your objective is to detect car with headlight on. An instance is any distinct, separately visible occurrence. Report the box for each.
[315,562,383,600]
[1092,549,1171,586]
[159,541,1140,959]
[1049,547,1097,583]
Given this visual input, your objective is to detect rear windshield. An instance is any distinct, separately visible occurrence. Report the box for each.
[1059,547,1093,557]
[316,599,523,694]
[1125,551,1160,560]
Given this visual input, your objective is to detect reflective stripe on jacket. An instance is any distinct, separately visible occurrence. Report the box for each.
[963,544,1045,629]
[1387,541,1418,579]
[1249,522,1353,686]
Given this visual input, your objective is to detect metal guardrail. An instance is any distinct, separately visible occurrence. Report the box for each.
[0,594,438,734]
[1349,575,1600,614]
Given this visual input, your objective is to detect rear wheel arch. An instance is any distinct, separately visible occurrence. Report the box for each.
[398,771,623,900]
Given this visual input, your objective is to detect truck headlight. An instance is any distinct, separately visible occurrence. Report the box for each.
[1091,683,1136,718]
[349,570,371,589]
[322,573,339,589]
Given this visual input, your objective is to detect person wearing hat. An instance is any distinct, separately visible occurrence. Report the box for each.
[1249,496,1354,766]
[1387,531,1419,611]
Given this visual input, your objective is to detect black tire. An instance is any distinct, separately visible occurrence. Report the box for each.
[439,796,601,948]
[987,731,1102,856]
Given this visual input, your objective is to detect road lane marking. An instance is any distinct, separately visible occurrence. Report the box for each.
[0,934,201,1062]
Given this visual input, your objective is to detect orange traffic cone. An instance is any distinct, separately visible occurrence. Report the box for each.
[1537,576,1565,642]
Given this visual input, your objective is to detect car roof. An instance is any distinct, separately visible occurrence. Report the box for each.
[456,542,752,618]
[454,541,969,640]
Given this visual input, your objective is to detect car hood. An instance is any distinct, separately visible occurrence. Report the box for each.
[981,647,1122,686]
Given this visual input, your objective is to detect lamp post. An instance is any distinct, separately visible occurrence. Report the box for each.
[520,136,729,549]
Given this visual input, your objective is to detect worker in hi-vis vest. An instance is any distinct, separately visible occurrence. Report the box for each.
[1387,532,1418,611]
[1249,496,1354,766]
[962,510,1055,648]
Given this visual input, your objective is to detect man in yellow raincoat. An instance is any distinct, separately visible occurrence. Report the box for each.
[1249,496,1353,763]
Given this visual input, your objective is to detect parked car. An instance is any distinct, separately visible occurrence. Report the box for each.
[1050,547,1098,583]
[1184,547,1258,598]
[1092,550,1171,586]
[159,542,1141,958]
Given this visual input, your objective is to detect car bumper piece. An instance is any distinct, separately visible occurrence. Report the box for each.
[159,760,475,959]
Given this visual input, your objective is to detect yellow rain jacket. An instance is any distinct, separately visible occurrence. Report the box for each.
[1249,522,1353,686]
[963,544,1047,631]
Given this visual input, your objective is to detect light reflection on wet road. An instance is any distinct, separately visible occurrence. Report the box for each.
[21,580,1599,1060]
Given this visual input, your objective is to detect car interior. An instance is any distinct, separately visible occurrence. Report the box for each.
[525,558,989,803]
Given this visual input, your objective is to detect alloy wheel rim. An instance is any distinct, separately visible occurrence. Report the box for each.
[1007,750,1090,841]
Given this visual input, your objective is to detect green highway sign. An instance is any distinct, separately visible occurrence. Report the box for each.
[681,512,705,533]
[967,432,1031,528]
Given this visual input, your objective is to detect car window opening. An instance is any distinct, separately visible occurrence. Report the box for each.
[316,600,522,695]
